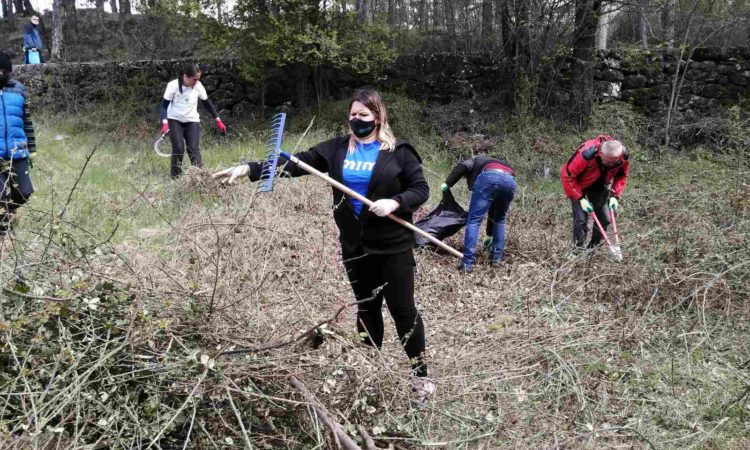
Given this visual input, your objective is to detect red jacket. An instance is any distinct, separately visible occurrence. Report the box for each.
[560,135,630,200]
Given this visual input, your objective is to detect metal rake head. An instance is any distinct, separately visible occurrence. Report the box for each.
[258,112,287,193]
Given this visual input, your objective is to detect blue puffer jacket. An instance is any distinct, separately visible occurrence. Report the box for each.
[1,81,31,160]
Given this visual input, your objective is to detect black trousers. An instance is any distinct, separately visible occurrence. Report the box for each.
[0,158,34,229]
[343,248,428,377]
[571,186,611,248]
[168,120,202,178]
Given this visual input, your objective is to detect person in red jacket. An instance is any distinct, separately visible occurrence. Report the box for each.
[560,135,629,251]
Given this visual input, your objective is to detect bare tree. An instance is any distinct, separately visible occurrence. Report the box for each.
[570,0,602,127]
[94,0,104,11]
[11,0,23,15]
[482,0,493,41]
[661,0,675,48]
[418,0,428,30]
[120,0,131,15]
[493,0,503,46]
[357,0,372,24]
[1,0,10,18]
[51,0,63,61]
[635,0,648,47]
[387,0,396,26]
[21,0,31,13]
[109,0,117,13]
[433,0,444,30]
[596,2,620,50]
[444,0,456,49]
[499,0,513,57]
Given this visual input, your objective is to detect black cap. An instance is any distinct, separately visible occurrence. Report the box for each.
[0,53,11,73]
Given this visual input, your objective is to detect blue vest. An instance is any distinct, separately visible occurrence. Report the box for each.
[0,81,30,160]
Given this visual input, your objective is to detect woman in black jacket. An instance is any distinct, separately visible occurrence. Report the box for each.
[213,89,435,403]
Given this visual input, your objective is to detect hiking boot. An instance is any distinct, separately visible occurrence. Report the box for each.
[411,376,436,408]
[457,263,473,274]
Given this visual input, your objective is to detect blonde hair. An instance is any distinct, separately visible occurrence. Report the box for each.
[347,89,397,152]
[601,140,624,158]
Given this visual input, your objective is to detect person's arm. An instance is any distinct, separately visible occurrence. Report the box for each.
[159,99,170,122]
[611,159,630,198]
[160,82,176,127]
[199,99,218,119]
[23,28,33,49]
[562,149,592,200]
[23,103,35,154]
[198,84,226,133]
[444,159,473,188]
[389,148,430,215]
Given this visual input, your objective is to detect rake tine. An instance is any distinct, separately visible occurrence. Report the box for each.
[258,113,287,193]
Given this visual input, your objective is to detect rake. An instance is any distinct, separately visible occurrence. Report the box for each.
[258,113,463,259]
[590,211,623,262]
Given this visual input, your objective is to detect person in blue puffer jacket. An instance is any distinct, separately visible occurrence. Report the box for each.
[0,53,36,235]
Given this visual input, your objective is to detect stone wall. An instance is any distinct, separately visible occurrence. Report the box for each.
[594,47,750,114]
[11,48,750,120]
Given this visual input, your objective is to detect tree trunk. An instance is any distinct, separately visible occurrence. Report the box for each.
[570,0,602,128]
[2,0,10,18]
[109,0,117,13]
[94,0,104,10]
[635,2,647,47]
[51,0,63,61]
[387,0,396,27]
[481,0,492,42]
[418,0,427,30]
[516,0,530,71]
[11,0,23,15]
[358,0,372,24]
[433,0,444,30]
[596,3,619,50]
[444,0,456,49]
[21,0,31,14]
[120,0,131,15]
[493,0,502,44]
[500,0,513,58]
[661,0,675,49]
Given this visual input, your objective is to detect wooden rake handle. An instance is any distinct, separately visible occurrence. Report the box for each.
[280,152,463,259]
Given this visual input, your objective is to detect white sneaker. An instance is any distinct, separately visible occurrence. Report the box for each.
[411,377,436,408]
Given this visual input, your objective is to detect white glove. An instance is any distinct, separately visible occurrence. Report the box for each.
[369,199,400,217]
[211,164,249,185]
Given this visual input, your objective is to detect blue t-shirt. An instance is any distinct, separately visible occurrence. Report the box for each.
[342,141,381,215]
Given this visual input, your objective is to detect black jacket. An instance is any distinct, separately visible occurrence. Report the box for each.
[444,156,515,191]
[249,136,429,255]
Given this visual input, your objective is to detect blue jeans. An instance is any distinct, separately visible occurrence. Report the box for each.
[462,170,516,267]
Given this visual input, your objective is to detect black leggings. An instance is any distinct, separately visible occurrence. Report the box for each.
[343,248,428,377]
[571,186,611,248]
[168,120,202,178]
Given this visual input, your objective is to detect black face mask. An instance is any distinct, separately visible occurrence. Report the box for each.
[0,73,10,87]
[350,118,377,138]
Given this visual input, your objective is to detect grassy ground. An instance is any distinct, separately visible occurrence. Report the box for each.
[1,102,749,449]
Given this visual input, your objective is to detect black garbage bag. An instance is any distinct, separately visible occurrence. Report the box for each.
[414,190,467,246]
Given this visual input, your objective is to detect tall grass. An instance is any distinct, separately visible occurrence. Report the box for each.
[1,98,749,449]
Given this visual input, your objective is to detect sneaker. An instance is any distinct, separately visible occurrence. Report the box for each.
[411,376,436,408]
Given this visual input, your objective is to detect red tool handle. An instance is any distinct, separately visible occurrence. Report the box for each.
[590,212,613,247]
[609,208,620,246]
